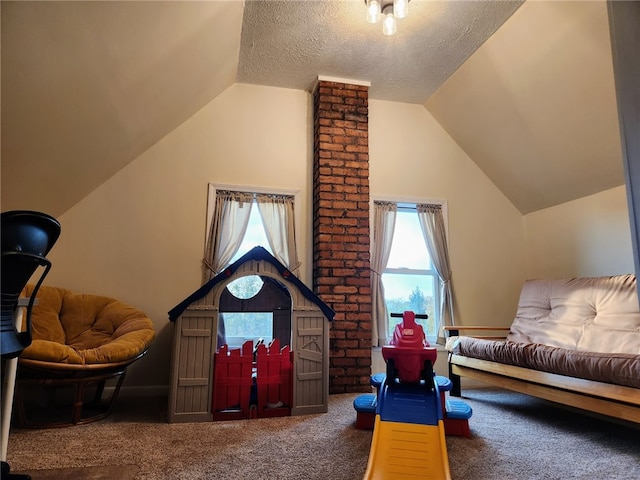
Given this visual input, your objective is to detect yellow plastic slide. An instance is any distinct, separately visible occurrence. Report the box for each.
[363,416,451,480]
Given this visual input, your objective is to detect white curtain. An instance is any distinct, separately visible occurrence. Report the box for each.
[371,201,397,347]
[255,193,299,271]
[417,204,455,345]
[203,190,254,282]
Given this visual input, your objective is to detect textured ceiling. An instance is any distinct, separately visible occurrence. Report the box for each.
[238,0,523,104]
[0,1,625,217]
[238,0,623,213]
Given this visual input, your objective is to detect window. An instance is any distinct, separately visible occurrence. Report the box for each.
[230,202,272,262]
[205,184,300,273]
[381,203,442,343]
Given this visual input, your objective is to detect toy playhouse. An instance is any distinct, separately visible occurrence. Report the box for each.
[167,246,334,423]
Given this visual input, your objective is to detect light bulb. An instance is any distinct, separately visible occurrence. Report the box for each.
[382,10,396,35]
[394,0,409,19]
[366,0,381,24]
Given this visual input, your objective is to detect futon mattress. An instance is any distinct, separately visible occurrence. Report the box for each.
[451,337,640,389]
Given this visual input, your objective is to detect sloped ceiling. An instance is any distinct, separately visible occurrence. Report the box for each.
[425,0,623,213]
[1,1,244,216]
[0,1,624,217]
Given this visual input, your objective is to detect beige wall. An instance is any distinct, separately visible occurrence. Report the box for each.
[44,84,533,389]
[47,84,312,387]
[524,185,633,279]
[370,100,527,327]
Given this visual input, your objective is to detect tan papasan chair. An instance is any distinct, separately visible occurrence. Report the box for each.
[14,284,155,428]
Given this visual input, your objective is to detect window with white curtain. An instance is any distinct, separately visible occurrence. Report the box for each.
[375,200,448,344]
[204,184,300,274]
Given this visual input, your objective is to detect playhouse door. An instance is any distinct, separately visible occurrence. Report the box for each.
[168,309,218,422]
[292,311,329,415]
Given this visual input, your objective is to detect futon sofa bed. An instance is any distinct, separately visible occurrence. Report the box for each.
[446,274,640,424]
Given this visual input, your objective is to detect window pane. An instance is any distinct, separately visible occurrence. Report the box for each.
[226,275,264,299]
[221,312,273,348]
[386,210,431,269]
[382,273,436,337]
[231,201,272,262]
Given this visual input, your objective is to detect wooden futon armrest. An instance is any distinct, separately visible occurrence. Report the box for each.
[443,325,510,340]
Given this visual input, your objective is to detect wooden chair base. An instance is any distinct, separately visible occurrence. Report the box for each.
[13,366,127,428]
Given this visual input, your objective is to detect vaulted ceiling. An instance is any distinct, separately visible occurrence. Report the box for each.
[1,1,623,217]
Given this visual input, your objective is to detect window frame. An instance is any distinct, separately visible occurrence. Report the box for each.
[371,195,449,344]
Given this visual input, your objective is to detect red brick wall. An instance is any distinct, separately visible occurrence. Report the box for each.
[312,80,372,393]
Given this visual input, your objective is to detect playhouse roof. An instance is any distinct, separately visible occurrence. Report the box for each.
[168,246,335,322]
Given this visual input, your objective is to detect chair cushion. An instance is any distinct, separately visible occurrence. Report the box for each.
[20,285,155,365]
[23,284,66,345]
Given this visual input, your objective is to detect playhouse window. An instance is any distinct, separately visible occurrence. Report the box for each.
[226,275,264,299]
[222,275,274,347]
[221,312,273,348]
[382,205,441,342]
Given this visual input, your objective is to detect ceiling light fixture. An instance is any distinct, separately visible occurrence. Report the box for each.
[366,0,409,36]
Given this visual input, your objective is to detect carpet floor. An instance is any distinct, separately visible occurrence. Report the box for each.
[6,388,640,479]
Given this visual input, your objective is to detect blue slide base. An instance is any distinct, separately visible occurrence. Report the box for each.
[377,381,442,426]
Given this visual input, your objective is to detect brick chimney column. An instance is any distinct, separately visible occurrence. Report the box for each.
[312,79,372,393]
